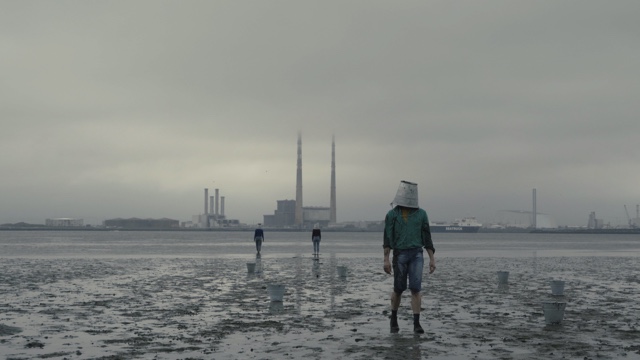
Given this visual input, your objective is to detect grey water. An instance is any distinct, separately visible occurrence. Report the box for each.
[1,231,639,258]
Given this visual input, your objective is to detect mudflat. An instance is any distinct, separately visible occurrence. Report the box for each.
[1,255,639,359]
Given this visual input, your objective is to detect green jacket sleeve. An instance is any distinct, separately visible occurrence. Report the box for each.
[422,213,435,253]
[383,210,394,249]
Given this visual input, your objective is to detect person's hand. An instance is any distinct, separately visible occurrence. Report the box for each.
[384,258,392,274]
[429,260,436,274]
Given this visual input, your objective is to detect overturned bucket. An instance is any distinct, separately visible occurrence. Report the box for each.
[267,284,285,302]
[337,266,348,278]
[497,271,509,284]
[246,262,256,274]
[542,301,566,324]
[550,280,565,296]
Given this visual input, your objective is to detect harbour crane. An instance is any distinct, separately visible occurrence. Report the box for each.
[624,205,639,228]
[624,205,632,227]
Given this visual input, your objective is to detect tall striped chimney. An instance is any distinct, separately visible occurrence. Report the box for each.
[204,188,209,228]
[215,189,220,216]
[204,188,209,215]
[295,132,303,226]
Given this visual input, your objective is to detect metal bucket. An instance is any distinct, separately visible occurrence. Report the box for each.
[393,181,419,208]
[267,284,285,302]
[497,271,509,284]
[542,301,566,324]
[550,280,565,296]
[246,262,256,274]
[336,266,347,278]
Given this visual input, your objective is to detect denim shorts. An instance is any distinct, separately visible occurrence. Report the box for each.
[392,247,424,294]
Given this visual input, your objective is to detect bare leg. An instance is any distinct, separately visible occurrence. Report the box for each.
[391,291,401,310]
[410,291,421,314]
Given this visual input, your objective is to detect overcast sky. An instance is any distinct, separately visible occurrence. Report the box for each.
[2,1,639,227]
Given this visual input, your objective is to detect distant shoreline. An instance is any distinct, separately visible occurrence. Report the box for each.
[0,226,373,232]
[530,228,640,234]
[3,226,639,234]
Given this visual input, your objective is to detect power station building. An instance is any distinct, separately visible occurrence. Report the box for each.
[262,200,296,228]
[191,187,241,228]
[263,133,336,228]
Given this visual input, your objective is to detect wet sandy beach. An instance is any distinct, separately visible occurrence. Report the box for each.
[1,253,639,359]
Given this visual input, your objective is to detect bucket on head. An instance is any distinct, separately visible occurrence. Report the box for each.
[497,271,509,284]
[392,181,419,208]
[336,266,347,278]
[246,262,256,273]
[267,284,285,302]
[542,301,566,324]
[550,280,565,296]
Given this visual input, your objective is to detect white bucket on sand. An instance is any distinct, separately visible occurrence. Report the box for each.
[542,301,566,324]
[497,271,509,284]
[550,280,565,296]
[337,266,348,278]
[267,284,285,302]
[246,263,256,273]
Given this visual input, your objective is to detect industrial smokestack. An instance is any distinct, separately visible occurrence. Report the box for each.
[330,134,337,224]
[209,196,214,215]
[295,132,303,226]
[221,196,225,216]
[532,188,537,229]
[215,189,220,216]
[204,188,209,215]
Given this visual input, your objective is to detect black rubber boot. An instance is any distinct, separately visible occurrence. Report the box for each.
[390,316,399,333]
[413,313,424,334]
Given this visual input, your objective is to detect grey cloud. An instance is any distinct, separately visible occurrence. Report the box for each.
[2,1,640,226]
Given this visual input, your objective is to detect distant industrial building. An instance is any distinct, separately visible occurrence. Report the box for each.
[263,200,296,228]
[191,188,242,228]
[46,218,84,227]
[263,133,336,228]
[303,206,331,225]
[104,218,179,229]
[587,211,604,229]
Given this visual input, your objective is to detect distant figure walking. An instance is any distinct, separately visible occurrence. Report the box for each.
[254,225,264,255]
[312,224,321,255]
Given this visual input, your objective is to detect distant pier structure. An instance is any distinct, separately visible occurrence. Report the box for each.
[295,132,303,226]
[532,188,537,229]
[330,135,337,224]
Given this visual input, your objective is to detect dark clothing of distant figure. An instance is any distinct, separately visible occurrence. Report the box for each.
[254,228,264,254]
[311,228,321,254]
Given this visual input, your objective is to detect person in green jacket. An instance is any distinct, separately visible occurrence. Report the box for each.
[383,180,436,334]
